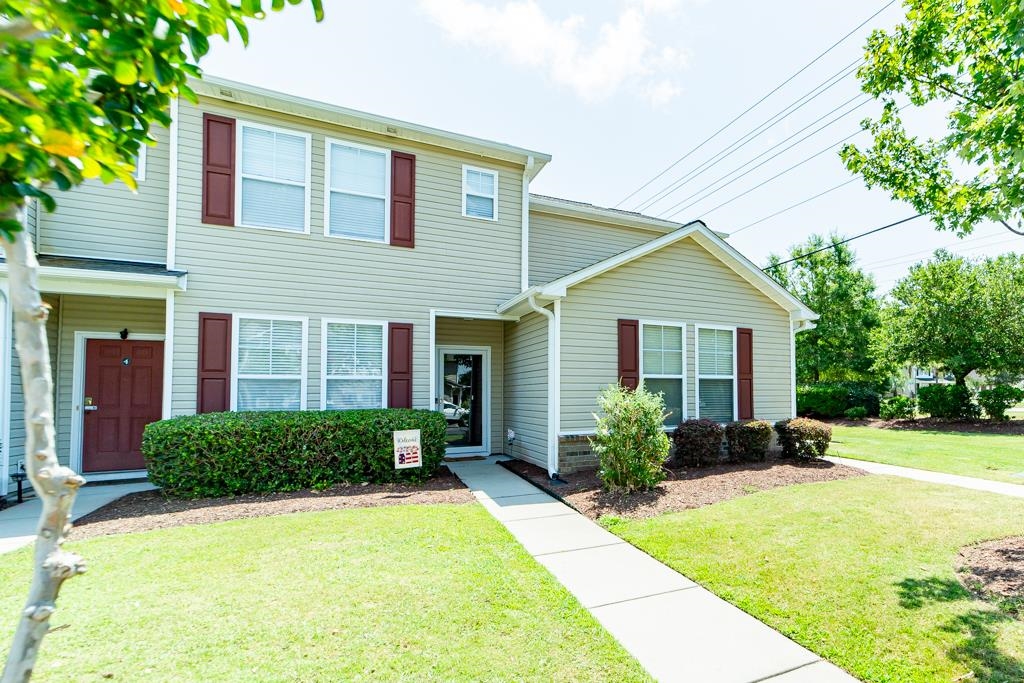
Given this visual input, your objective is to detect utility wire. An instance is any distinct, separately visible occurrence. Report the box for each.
[763,214,925,270]
[634,59,861,213]
[615,0,896,208]
[731,179,859,234]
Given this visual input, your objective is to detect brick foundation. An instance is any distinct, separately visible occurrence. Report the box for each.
[557,435,598,474]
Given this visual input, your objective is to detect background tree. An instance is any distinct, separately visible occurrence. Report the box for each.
[0,1,322,679]
[840,0,1024,236]
[872,250,1024,386]
[766,233,883,384]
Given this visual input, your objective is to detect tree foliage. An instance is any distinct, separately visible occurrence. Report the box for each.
[840,0,1024,235]
[0,0,324,238]
[872,250,1024,384]
[767,233,882,383]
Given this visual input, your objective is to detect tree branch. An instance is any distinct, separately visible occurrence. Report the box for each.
[909,76,989,107]
[1000,220,1024,236]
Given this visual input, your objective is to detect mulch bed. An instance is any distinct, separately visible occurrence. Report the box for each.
[958,536,1024,615]
[501,456,865,520]
[827,417,1024,434]
[70,468,472,541]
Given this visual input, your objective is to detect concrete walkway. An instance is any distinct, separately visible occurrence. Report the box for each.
[448,458,857,683]
[828,456,1024,498]
[0,481,154,555]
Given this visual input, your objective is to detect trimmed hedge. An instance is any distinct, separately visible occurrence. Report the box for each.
[725,420,773,462]
[917,384,979,420]
[796,382,881,418]
[879,395,915,420]
[143,409,448,498]
[977,384,1024,421]
[843,406,868,420]
[774,418,831,459]
[672,419,724,467]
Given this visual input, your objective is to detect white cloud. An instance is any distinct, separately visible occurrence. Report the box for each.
[418,0,690,104]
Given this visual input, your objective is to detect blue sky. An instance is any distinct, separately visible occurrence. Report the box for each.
[202,0,1022,290]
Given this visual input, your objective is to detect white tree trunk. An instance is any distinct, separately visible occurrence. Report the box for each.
[1,204,86,683]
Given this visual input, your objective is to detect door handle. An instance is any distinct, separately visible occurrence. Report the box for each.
[83,405,99,412]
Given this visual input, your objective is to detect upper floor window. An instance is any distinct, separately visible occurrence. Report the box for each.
[641,323,685,427]
[234,315,307,411]
[463,166,497,221]
[326,139,390,242]
[697,326,736,423]
[237,122,310,233]
[323,320,386,409]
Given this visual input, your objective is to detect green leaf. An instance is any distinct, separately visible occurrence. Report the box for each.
[114,60,139,85]
[188,27,210,58]
[0,218,24,241]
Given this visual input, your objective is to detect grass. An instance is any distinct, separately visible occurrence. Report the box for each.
[604,476,1024,683]
[0,504,649,682]
[829,424,1024,483]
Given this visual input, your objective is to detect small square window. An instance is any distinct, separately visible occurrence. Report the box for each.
[463,166,497,220]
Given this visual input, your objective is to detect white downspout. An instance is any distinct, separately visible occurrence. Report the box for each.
[521,156,533,292]
[527,294,559,478]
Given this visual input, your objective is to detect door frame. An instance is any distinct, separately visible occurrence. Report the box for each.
[0,284,9,496]
[70,331,165,478]
[436,344,491,456]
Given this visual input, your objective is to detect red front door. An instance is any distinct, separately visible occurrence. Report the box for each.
[82,339,164,473]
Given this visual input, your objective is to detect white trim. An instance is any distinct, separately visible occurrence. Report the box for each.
[553,299,561,438]
[0,284,9,496]
[78,470,148,483]
[162,292,174,420]
[319,318,388,411]
[70,331,166,474]
[133,145,147,182]
[166,96,179,270]
[230,313,309,412]
[323,137,391,244]
[462,165,499,222]
[639,320,688,426]
[233,119,312,234]
[436,344,492,456]
[526,295,558,476]
[790,315,798,417]
[521,157,533,291]
[694,324,738,423]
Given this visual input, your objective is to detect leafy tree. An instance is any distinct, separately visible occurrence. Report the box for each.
[0,1,323,679]
[840,0,1024,236]
[872,250,1024,386]
[767,233,883,383]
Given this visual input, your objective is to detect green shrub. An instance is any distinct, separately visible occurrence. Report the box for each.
[977,385,1024,421]
[672,419,725,467]
[591,384,669,492]
[917,384,980,420]
[774,418,831,459]
[725,420,773,462]
[879,395,915,420]
[843,406,868,420]
[143,409,448,498]
[797,382,881,418]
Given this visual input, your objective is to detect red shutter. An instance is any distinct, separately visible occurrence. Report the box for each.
[197,313,232,413]
[387,323,413,408]
[202,113,235,226]
[390,152,415,248]
[737,327,754,420]
[617,319,640,390]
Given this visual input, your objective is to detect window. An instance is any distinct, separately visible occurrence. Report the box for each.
[132,147,146,181]
[234,316,307,411]
[326,140,390,241]
[697,326,736,422]
[641,323,685,427]
[237,123,310,232]
[322,321,386,410]
[462,166,497,220]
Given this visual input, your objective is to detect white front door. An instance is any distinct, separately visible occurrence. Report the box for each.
[436,346,490,456]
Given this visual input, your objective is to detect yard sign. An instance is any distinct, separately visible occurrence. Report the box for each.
[394,429,422,469]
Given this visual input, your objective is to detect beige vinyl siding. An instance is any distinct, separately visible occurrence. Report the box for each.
[503,311,548,468]
[170,97,525,415]
[559,236,793,433]
[435,317,504,454]
[528,211,662,285]
[37,126,170,264]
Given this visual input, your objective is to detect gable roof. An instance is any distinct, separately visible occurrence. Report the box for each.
[529,194,730,238]
[498,221,817,322]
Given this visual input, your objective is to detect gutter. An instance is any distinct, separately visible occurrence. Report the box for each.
[527,294,560,479]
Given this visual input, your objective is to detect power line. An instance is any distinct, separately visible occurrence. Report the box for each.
[614,0,896,208]
[731,179,859,235]
[763,214,925,270]
[634,59,861,213]
[864,235,1023,270]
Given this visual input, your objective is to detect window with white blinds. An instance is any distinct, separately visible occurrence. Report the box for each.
[641,323,685,426]
[323,321,386,410]
[697,326,736,423]
[238,123,309,232]
[235,316,306,411]
[463,166,497,220]
[326,140,389,241]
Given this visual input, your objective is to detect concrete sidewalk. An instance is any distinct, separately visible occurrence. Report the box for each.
[828,456,1024,498]
[0,481,154,555]
[448,458,857,683]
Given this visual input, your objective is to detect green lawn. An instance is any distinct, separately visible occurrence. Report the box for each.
[0,505,649,682]
[829,424,1024,483]
[604,476,1024,683]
